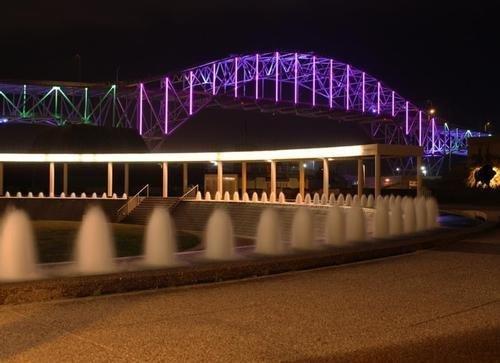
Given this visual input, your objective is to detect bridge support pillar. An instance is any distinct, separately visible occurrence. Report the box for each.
[217,162,223,195]
[182,163,188,193]
[416,156,423,197]
[241,162,247,195]
[357,158,364,198]
[374,154,381,197]
[323,159,329,197]
[107,162,113,197]
[49,162,55,197]
[270,161,277,197]
[63,163,68,196]
[162,162,168,198]
[299,162,305,198]
[0,162,3,196]
[124,163,129,197]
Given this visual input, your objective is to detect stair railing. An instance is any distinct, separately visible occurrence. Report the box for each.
[169,184,199,212]
[116,184,149,221]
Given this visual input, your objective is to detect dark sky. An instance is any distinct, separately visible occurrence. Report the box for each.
[1,0,498,130]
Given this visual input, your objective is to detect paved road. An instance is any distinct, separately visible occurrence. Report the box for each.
[1,228,499,362]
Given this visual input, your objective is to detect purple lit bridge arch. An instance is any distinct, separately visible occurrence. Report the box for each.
[0,52,488,175]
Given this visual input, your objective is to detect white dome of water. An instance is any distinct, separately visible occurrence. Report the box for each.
[304,193,312,204]
[374,199,389,239]
[204,209,235,260]
[352,194,359,206]
[403,198,416,234]
[214,191,222,201]
[278,192,286,203]
[15,192,22,197]
[101,192,107,199]
[255,208,285,255]
[345,193,352,206]
[0,209,38,281]
[321,193,328,205]
[261,192,268,203]
[325,204,346,246]
[346,203,366,242]
[269,192,276,203]
[223,191,231,201]
[75,206,116,274]
[37,192,43,198]
[291,207,314,249]
[366,194,374,208]
[233,191,240,201]
[360,194,367,207]
[337,193,345,206]
[313,193,320,205]
[4,191,10,197]
[91,192,97,198]
[143,207,177,267]
[70,192,76,198]
[195,191,202,200]
[60,192,66,198]
[112,193,117,199]
[205,191,212,201]
[28,192,34,198]
[295,193,303,204]
[242,192,250,202]
[252,192,259,202]
[389,199,403,236]
[329,193,336,205]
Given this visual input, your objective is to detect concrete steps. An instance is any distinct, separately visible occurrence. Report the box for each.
[173,201,332,240]
[121,197,179,225]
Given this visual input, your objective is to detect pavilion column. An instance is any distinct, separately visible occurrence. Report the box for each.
[323,159,329,197]
[357,158,364,197]
[49,162,55,197]
[182,163,188,193]
[107,162,113,197]
[63,163,68,195]
[416,155,423,197]
[0,162,3,196]
[374,154,381,197]
[217,161,223,195]
[241,162,247,195]
[270,160,277,196]
[162,162,168,198]
[299,161,305,197]
[124,163,129,196]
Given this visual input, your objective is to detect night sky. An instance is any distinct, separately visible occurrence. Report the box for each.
[1,1,498,130]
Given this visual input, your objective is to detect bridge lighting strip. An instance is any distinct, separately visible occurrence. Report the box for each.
[405,101,409,135]
[0,145,397,163]
[234,57,238,98]
[139,83,144,135]
[346,64,350,111]
[212,63,217,96]
[255,54,259,100]
[164,77,169,134]
[275,52,279,102]
[377,82,380,114]
[294,53,298,104]
[189,71,194,115]
[312,56,316,106]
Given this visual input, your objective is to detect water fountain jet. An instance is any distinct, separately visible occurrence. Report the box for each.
[144,207,178,267]
[255,208,285,255]
[204,209,235,260]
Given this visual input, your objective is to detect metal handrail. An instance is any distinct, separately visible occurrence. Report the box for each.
[116,184,149,219]
[169,185,199,212]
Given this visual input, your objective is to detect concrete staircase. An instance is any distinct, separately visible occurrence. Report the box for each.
[121,197,179,225]
[173,201,332,240]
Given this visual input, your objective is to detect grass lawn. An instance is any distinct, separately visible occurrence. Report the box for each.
[32,220,200,264]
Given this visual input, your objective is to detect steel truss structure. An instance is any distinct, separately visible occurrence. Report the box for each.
[0,52,488,175]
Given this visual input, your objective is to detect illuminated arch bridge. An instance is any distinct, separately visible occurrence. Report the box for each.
[0,51,488,172]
